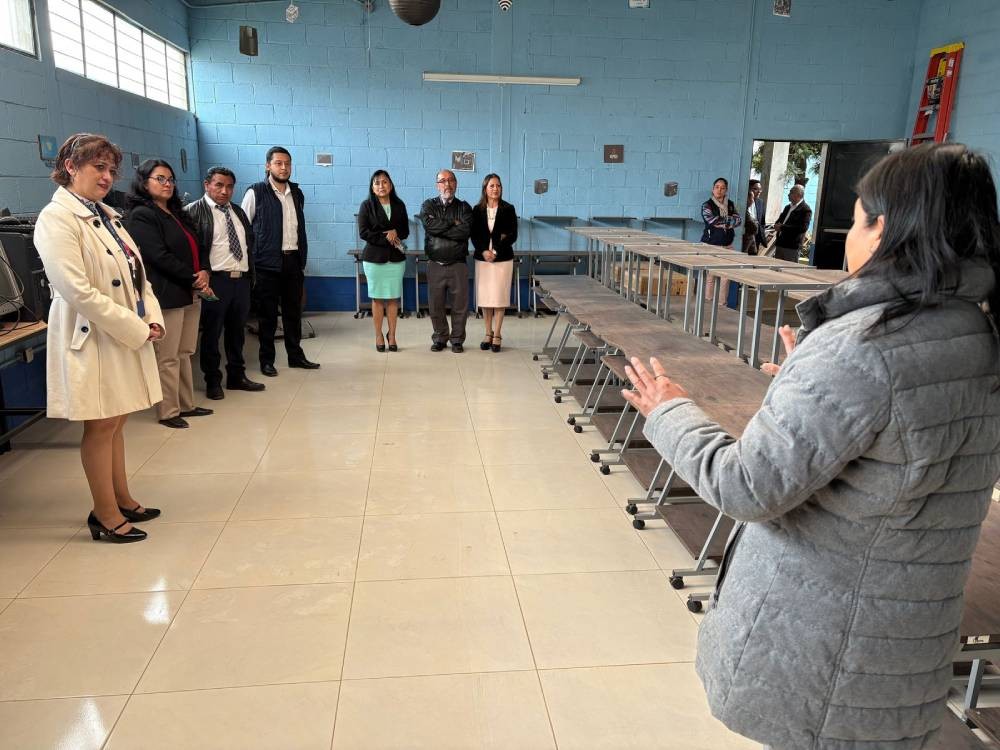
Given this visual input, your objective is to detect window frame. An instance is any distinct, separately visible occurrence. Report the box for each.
[0,0,39,58]
[48,0,190,111]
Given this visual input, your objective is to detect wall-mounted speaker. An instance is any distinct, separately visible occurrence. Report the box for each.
[239,26,259,56]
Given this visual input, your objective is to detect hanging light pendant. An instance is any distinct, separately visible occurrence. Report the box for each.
[388,0,441,26]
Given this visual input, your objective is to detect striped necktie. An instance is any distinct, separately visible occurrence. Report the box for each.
[215,204,243,261]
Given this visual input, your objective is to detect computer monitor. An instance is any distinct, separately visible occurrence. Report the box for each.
[0,238,25,317]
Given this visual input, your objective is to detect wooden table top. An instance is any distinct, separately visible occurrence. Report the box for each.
[709,267,835,290]
[0,321,47,349]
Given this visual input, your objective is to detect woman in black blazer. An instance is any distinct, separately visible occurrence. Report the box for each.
[126,159,213,428]
[358,169,409,351]
[470,174,517,352]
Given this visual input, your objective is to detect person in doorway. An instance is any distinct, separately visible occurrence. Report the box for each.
[186,167,265,400]
[471,173,518,353]
[358,169,408,352]
[419,169,473,353]
[773,184,812,263]
[240,146,320,376]
[34,133,165,543]
[125,159,213,429]
[742,179,767,255]
[699,177,742,300]
[622,143,1000,749]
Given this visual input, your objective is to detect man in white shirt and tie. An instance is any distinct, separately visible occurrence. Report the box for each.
[185,166,265,400]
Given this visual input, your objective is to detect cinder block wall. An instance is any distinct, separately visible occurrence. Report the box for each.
[909,0,1000,167]
[188,0,921,308]
[0,0,202,215]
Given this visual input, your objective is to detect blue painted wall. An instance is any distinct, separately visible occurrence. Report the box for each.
[188,0,921,308]
[0,0,201,215]
[909,0,1000,166]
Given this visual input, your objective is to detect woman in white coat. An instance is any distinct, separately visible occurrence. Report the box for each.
[33,134,166,543]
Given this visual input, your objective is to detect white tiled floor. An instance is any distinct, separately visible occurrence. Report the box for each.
[0,312,758,749]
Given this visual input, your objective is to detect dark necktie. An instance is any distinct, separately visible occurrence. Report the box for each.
[215,204,243,261]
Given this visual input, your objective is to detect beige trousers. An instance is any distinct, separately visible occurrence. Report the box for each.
[154,298,201,419]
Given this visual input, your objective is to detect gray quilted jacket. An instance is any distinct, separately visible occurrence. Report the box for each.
[643,261,1000,749]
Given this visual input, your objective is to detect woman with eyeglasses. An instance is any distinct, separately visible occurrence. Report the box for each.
[33,134,166,543]
[126,159,214,429]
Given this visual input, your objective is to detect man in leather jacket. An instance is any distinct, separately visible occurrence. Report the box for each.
[418,169,473,352]
[185,166,264,399]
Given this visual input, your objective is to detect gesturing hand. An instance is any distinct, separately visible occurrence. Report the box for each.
[621,357,689,418]
[761,325,796,377]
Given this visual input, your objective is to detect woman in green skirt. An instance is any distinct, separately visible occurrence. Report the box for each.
[358,170,409,351]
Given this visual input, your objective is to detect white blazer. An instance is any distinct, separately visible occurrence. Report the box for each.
[34,186,165,420]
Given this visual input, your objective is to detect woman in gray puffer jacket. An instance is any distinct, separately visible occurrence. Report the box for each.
[623,143,1000,749]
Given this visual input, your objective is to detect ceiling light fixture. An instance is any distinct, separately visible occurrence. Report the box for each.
[422,72,581,86]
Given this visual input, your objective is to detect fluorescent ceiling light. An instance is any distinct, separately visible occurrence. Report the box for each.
[422,72,581,86]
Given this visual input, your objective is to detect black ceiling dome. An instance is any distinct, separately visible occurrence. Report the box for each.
[389,0,441,26]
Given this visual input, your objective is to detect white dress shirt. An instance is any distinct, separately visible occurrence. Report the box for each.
[240,177,299,252]
[204,195,249,272]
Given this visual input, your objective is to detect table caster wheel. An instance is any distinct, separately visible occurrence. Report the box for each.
[353,313,361,319]
[600,465,611,475]
[573,425,583,433]
[543,372,549,380]
[590,453,600,463]
[567,417,576,425]
[532,355,539,361]
[632,518,645,530]
[669,576,684,590]
[625,503,638,515]
[554,396,562,403]
[687,599,703,613]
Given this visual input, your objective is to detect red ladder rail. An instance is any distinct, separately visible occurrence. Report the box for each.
[911,42,964,145]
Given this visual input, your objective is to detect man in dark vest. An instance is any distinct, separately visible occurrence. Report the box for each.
[240,146,320,376]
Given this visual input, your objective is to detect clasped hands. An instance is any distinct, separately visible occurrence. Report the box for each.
[384,229,404,250]
[192,270,215,299]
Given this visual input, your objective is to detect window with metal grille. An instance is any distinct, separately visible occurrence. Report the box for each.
[48,0,189,111]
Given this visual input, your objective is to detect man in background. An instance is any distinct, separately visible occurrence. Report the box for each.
[773,184,812,263]
[241,146,320,377]
[185,167,264,400]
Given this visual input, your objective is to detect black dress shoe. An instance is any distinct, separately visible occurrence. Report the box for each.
[227,376,266,392]
[376,343,386,353]
[180,406,214,417]
[388,343,398,352]
[118,504,161,522]
[87,512,147,543]
[158,416,189,429]
[261,363,278,377]
[289,359,320,369]
[431,342,447,352]
[451,343,464,353]
[206,384,225,400]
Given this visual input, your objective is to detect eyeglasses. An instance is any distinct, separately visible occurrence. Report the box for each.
[437,178,456,184]
[151,175,176,185]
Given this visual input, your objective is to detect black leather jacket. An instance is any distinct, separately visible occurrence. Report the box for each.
[418,196,473,264]
[184,197,255,278]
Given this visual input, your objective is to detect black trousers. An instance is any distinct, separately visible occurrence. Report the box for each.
[426,261,469,345]
[255,251,306,366]
[200,273,251,387]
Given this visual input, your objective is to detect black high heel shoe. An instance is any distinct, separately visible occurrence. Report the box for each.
[491,335,502,353]
[480,331,493,351]
[387,341,398,352]
[118,503,161,523]
[376,342,387,352]
[87,512,147,543]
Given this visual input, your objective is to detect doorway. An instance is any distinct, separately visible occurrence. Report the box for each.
[749,139,905,269]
